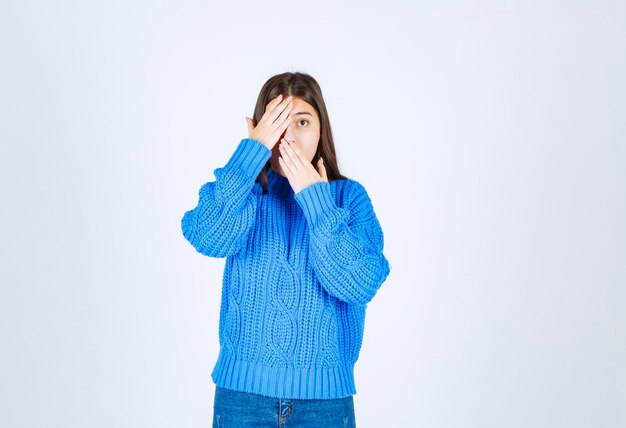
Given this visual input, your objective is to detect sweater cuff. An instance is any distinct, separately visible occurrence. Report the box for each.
[224,138,271,179]
[294,181,336,227]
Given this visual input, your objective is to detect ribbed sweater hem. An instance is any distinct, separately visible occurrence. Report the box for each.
[225,138,271,179]
[211,351,356,399]
[294,181,336,227]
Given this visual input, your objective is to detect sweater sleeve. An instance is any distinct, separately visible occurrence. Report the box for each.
[294,180,391,305]
[181,138,271,258]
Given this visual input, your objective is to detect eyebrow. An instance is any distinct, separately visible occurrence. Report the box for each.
[293,111,313,116]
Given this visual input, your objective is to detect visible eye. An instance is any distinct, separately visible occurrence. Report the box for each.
[297,119,309,126]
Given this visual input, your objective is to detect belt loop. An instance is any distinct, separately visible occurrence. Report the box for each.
[279,398,293,424]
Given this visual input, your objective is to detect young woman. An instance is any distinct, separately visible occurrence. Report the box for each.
[181,72,391,427]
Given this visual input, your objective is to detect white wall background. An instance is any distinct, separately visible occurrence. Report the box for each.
[1,1,624,427]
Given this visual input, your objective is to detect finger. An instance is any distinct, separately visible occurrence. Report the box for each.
[261,96,284,125]
[266,96,293,125]
[273,103,293,128]
[285,140,305,163]
[276,113,292,136]
[277,156,292,179]
[283,140,310,173]
[264,94,283,112]
[277,146,296,177]
[263,95,288,118]
[278,141,298,171]
[318,157,327,180]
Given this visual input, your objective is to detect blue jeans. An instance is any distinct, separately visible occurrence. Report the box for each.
[212,385,357,427]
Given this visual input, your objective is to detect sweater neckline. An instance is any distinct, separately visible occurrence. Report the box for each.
[267,167,294,196]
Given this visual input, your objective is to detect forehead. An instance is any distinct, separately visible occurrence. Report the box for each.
[291,97,319,119]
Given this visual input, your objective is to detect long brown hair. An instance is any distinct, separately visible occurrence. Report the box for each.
[251,72,349,194]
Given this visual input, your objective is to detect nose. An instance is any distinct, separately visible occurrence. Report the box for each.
[281,122,296,143]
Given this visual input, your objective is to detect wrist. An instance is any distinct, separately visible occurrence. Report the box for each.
[249,136,274,150]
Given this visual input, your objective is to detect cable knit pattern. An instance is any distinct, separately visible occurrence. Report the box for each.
[181,138,391,399]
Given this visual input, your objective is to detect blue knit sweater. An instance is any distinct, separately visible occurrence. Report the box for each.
[181,138,391,399]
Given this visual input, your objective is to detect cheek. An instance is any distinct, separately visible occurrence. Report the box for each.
[304,129,320,146]
[302,135,319,152]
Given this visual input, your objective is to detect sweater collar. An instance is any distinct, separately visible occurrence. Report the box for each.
[267,167,294,197]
